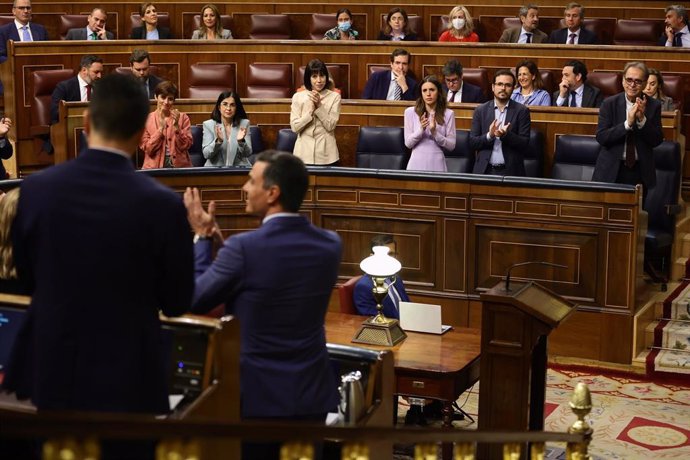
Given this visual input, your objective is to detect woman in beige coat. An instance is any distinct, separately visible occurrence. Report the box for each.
[290,59,340,165]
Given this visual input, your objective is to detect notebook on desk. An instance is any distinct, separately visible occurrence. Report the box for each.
[399,301,452,335]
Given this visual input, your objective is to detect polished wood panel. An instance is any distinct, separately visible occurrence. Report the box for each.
[148,168,643,363]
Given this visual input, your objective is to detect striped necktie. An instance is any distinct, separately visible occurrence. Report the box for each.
[393,82,402,101]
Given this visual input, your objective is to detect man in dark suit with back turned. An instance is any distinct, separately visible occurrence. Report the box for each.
[185,150,340,459]
[593,61,663,188]
[50,54,103,124]
[470,69,531,176]
[362,48,417,101]
[547,2,598,44]
[3,73,193,433]
[552,60,603,108]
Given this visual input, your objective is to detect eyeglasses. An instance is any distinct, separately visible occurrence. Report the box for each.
[220,102,236,108]
[493,82,514,88]
[445,78,459,84]
[624,77,646,87]
[14,6,32,10]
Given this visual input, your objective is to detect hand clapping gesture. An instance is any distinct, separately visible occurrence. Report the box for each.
[171,109,180,131]
[420,113,430,130]
[237,126,247,141]
[427,111,436,135]
[0,117,12,138]
[214,124,224,144]
[308,90,321,112]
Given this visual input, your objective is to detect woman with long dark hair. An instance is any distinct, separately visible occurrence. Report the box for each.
[202,91,252,167]
[290,59,341,165]
[404,75,456,171]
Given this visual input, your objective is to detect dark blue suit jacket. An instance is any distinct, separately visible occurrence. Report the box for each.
[192,215,341,418]
[354,275,409,319]
[469,99,531,176]
[51,77,81,123]
[547,27,598,44]
[130,26,172,39]
[592,92,663,187]
[0,21,48,62]
[3,149,194,413]
[454,81,485,103]
[362,70,417,101]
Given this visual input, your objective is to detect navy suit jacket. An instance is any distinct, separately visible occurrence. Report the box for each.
[65,27,114,40]
[130,26,172,39]
[551,84,603,108]
[192,215,341,418]
[0,22,48,62]
[3,149,194,413]
[362,70,417,101]
[469,99,531,176]
[145,74,163,98]
[51,77,82,123]
[547,27,598,44]
[354,275,409,319]
[592,93,663,187]
[456,81,485,103]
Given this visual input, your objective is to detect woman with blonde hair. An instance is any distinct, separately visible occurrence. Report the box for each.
[192,4,232,39]
[439,6,479,42]
[404,75,456,171]
[0,188,23,293]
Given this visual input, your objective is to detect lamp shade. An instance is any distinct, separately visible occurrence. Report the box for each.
[360,246,401,278]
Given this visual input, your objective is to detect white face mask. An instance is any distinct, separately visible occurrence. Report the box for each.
[452,18,466,29]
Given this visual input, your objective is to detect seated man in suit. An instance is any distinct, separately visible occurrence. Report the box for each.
[593,61,663,188]
[362,48,417,101]
[129,49,162,99]
[354,234,410,319]
[66,7,113,40]
[184,151,340,459]
[470,69,531,176]
[0,0,48,62]
[51,54,103,123]
[547,2,598,44]
[442,59,484,103]
[660,4,689,47]
[552,60,603,108]
[499,4,548,43]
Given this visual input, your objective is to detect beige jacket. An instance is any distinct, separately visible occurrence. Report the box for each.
[290,89,340,164]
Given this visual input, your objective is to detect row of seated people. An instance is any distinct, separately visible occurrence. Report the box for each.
[1,2,688,46]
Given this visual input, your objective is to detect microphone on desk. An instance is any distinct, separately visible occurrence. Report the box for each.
[504,261,568,292]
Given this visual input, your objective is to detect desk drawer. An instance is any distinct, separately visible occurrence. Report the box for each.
[397,374,454,399]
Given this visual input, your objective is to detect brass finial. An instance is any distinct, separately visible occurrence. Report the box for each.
[567,382,593,460]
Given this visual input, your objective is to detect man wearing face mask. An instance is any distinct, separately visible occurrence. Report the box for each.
[362,48,417,101]
[323,7,358,40]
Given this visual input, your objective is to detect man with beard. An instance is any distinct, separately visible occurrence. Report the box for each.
[499,4,548,43]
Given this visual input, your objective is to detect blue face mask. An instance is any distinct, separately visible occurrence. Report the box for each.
[338,21,352,32]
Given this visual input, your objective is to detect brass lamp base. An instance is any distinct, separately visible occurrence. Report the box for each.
[351,316,407,346]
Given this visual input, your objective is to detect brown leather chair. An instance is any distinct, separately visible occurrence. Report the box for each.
[309,13,335,40]
[129,12,171,36]
[246,63,292,98]
[186,63,235,99]
[661,74,683,112]
[298,64,349,99]
[368,65,390,76]
[558,17,615,44]
[338,275,362,314]
[587,71,622,99]
[502,17,521,30]
[249,14,291,39]
[613,19,664,46]
[540,69,557,95]
[191,14,233,37]
[30,68,76,134]
[462,67,490,100]
[113,65,160,77]
[59,14,116,40]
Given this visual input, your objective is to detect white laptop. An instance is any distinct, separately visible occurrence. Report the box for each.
[399,301,452,335]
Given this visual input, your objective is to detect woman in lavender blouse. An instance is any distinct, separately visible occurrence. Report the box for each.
[511,60,551,106]
[404,75,456,172]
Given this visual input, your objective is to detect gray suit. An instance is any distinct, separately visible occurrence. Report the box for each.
[498,27,548,43]
[201,118,252,167]
[66,27,114,40]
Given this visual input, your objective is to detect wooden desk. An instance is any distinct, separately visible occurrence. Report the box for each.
[325,311,481,427]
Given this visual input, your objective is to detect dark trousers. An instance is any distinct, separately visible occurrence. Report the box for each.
[615,160,642,186]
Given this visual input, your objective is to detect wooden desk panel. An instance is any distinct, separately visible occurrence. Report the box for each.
[150,168,641,363]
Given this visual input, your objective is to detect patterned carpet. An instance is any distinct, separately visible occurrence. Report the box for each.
[396,366,690,459]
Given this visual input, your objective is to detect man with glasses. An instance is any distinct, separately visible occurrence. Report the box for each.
[552,60,603,108]
[0,0,47,62]
[593,62,663,188]
[441,59,484,103]
[470,69,531,176]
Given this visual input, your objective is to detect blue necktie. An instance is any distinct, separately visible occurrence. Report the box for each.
[673,32,683,47]
[21,26,31,42]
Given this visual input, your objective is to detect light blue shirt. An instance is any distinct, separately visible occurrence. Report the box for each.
[146,29,160,40]
[488,100,510,166]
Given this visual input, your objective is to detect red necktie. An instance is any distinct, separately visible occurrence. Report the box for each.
[86,84,92,101]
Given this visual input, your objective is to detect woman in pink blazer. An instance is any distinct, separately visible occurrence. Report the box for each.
[140,81,193,169]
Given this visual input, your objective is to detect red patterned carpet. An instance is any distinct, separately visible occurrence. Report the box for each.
[397,366,690,459]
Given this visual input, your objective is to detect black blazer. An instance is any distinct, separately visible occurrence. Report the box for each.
[547,27,598,44]
[592,93,663,187]
[552,83,603,108]
[51,77,81,123]
[455,81,485,103]
[130,26,172,39]
[362,70,417,101]
[3,149,194,412]
[469,100,531,176]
